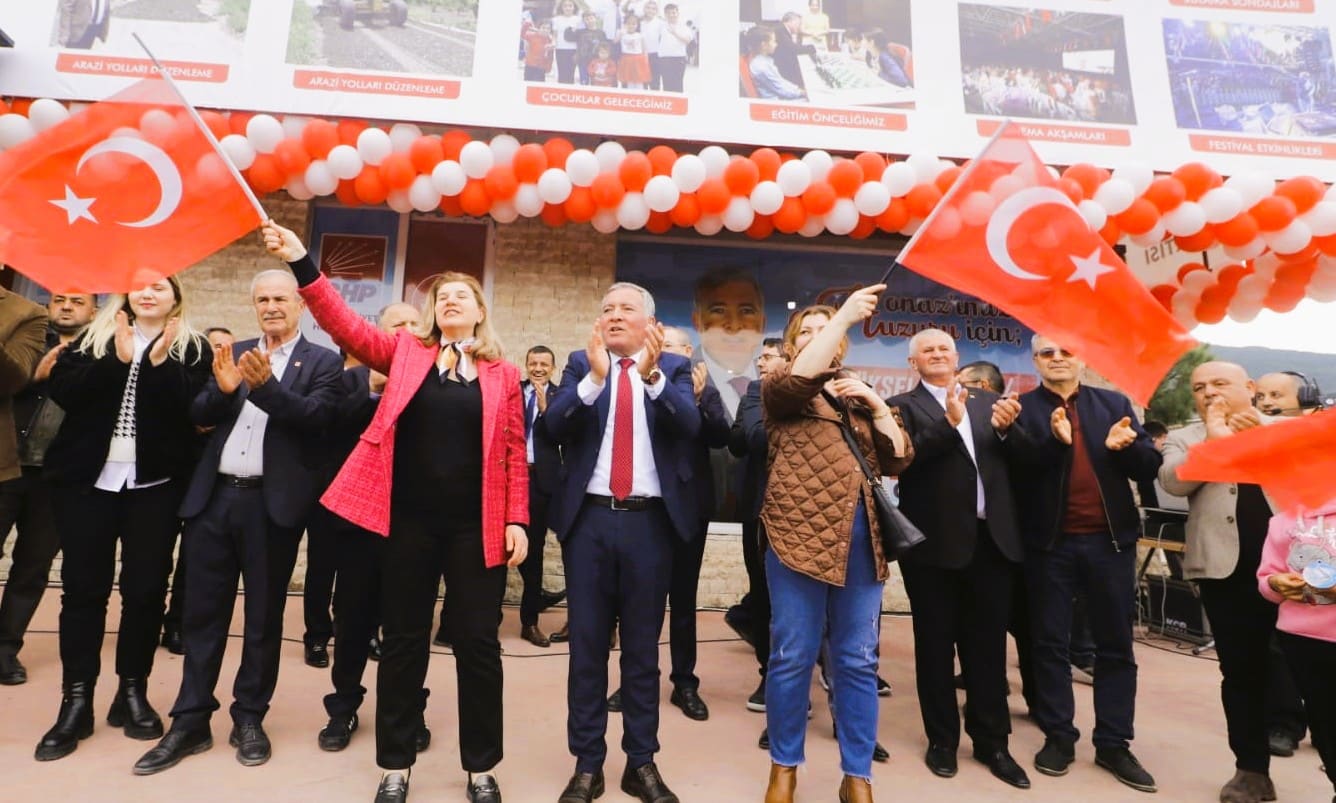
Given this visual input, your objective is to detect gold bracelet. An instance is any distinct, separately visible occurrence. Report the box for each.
[872,408,893,420]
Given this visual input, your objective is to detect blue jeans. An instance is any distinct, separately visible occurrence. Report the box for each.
[766,502,883,778]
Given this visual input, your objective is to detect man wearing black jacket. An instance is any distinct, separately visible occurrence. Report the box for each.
[1013,335,1161,793]
[518,345,567,647]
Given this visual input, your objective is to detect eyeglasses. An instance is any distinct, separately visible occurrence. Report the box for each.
[1034,348,1075,359]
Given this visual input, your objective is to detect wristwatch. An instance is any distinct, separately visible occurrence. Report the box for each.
[641,369,662,385]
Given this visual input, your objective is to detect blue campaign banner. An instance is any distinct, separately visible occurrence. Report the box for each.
[616,238,1038,413]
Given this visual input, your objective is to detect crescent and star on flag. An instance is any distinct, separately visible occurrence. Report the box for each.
[48,135,184,228]
[984,185,1115,291]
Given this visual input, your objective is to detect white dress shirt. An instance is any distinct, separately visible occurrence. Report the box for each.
[95,327,169,492]
[924,381,987,519]
[524,381,550,465]
[701,349,757,419]
[577,349,666,498]
[218,333,301,477]
[658,21,691,58]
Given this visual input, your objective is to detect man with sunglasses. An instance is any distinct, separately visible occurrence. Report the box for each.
[1012,335,1162,793]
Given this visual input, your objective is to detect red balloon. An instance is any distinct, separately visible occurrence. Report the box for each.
[1276,176,1326,214]
[590,172,626,208]
[646,210,674,234]
[1055,178,1084,206]
[379,153,416,190]
[1214,214,1260,247]
[337,119,368,146]
[1176,262,1207,284]
[301,119,339,159]
[1115,199,1160,235]
[543,137,576,169]
[512,143,548,184]
[1099,219,1122,246]
[228,112,253,136]
[564,186,597,222]
[198,110,230,141]
[1275,258,1319,286]
[273,138,311,176]
[750,148,782,181]
[484,164,520,200]
[904,183,942,219]
[697,178,732,215]
[1061,164,1108,199]
[669,193,701,227]
[745,215,775,240]
[772,196,807,233]
[246,154,285,194]
[850,214,878,240]
[459,179,492,217]
[439,194,465,217]
[540,202,568,227]
[826,160,863,198]
[335,179,361,207]
[801,182,838,216]
[1250,196,1298,231]
[354,167,388,205]
[1171,162,1221,201]
[934,166,963,195]
[1315,233,1336,256]
[1144,177,1187,212]
[876,198,911,232]
[410,136,445,174]
[854,152,887,182]
[1194,298,1229,325]
[1215,264,1250,291]
[647,145,678,176]
[6,98,28,117]
[724,157,761,196]
[1174,228,1217,253]
[1150,284,1178,310]
[619,152,654,192]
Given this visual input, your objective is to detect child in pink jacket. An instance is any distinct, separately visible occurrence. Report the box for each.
[1257,498,1336,802]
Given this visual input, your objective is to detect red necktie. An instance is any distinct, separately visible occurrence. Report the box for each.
[610,358,635,500]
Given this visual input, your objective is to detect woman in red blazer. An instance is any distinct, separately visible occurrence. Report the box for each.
[263,222,526,803]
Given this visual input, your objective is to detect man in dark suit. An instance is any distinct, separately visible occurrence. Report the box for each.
[544,282,700,803]
[57,0,110,49]
[772,12,815,90]
[889,327,1031,790]
[133,269,342,775]
[517,344,567,647]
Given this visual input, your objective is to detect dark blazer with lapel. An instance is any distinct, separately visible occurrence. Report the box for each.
[690,382,732,524]
[772,28,814,89]
[727,379,767,521]
[543,349,701,542]
[180,336,343,528]
[889,383,1027,570]
[523,378,564,496]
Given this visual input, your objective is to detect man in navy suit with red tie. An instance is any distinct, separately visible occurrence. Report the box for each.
[543,282,700,803]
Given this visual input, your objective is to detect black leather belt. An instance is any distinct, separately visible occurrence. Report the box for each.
[218,473,263,489]
[585,494,659,512]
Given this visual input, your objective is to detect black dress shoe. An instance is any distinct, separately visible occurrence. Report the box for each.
[669,687,709,721]
[607,689,622,713]
[132,726,213,775]
[877,675,893,697]
[433,630,452,648]
[973,747,1031,789]
[549,622,570,643]
[873,741,890,763]
[375,771,409,803]
[1034,737,1075,776]
[368,637,382,662]
[558,770,605,803]
[229,722,272,766]
[1268,729,1299,757]
[621,761,678,803]
[539,589,568,611]
[1095,746,1157,792]
[35,680,95,761]
[0,652,27,685]
[521,624,551,647]
[107,677,164,739]
[305,640,330,668]
[468,772,502,803]
[318,712,358,751]
[415,721,431,752]
[161,627,184,655]
[758,728,769,750]
[924,743,958,778]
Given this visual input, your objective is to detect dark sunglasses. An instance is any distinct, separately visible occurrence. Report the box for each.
[1034,348,1075,359]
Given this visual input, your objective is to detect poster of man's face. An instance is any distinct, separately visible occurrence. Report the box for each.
[691,270,766,378]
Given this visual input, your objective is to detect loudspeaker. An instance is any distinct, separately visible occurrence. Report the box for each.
[1140,576,1212,644]
[1282,371,1323,410]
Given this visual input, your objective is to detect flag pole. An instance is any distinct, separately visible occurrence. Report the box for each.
[131,33,269,224]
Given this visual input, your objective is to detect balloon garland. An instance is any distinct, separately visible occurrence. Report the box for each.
[2,99,1333,326]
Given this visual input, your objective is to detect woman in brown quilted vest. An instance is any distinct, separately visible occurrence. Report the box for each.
[760,286,912,803]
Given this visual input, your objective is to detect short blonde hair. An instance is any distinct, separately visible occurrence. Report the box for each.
[782,303,847,364]
[415,272,503,362]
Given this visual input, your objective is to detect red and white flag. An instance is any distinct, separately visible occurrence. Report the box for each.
[896,121,1196,405]
[0,77,259,293]
[1177,413,1336,512]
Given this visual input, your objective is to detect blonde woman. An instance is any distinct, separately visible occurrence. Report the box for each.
[36,276,211,761]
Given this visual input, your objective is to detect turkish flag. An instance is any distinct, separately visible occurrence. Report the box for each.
[1177,413,1336,512]
[0,77,259,293]
[896,121,1196,405]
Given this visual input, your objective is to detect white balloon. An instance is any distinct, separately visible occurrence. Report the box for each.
[409,174,440,212]
[514,184,544,217]
[927,206,962,241]
[694,215,724,236]
[1162,202,1207,238]
[617,193,652,230]
[1265,219,1312,254]
[218,133,256,170]
[1223,237,1268,261]
[854,181,892,217]
[431,160,468,196]
[1223,171,1274,210]
[644,175,681,213]
[776,159,812,196]
[537,167,574,204]
[1305,281,1336,304]
[1302,201,1336,237]
[1252,253,1282,278]
[491,200,519,223]
[1078,199,1108,232]
[881,162,917,197]
[386,188,414,213]
[801,150,833,181]
[1129,222,1166,249]
[959,190,996,227]
[798,215,826,238]
[905,152,940,184]
[1092,177,1135,216]
[989,173,1024,202]
[1111,162,1154,196]
[490,133,521,164]
[670,154,707,193]
[304,160,339,196]
[723,197,756,232]
[1327,184,1336,203]
[285,176,314,201]
[591,209,621,233]
[390,123,424,153]
[280,115,310,140]
[566,149,600,187]
[246,114,285,155]
[750,181,784,215]
[357,127,393,167]
[825,198,859,235]
[1227,294,1264,323]
[698,145,730,178]
[27,98,69,132]
[1233,273,1271,302]
[1179,269,1215,295]
[1198,186,1244,224]
[1170,288,1200,324]
[595,141,628,173]
[459,140,494,179]
[326,144,363,180]
[110,126,144,141]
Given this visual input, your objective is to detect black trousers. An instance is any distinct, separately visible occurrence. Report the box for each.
[0,467,61,658]
[668,522,708,690]
[1007,560,1035,712]
[1277,632,1336,792]
[519,470,552,627]
[163,528,187,634]
[658,56,686,92]
[169,485,302,727]
[53,481,181,683]
[745,519,772,678]
[900,526,1014,751]
[647,52,661,90]
[303,523,339,646]
[556,49,576,84]
[377,509,506,772]
[1265,633,1308,740]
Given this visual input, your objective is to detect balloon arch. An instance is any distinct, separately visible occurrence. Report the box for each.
[3,97,1335,329]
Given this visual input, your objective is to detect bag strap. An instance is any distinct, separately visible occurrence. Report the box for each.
[822,389,881,486]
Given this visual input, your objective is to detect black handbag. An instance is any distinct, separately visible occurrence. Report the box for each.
[831,400,925,561]
[17,396,64,468]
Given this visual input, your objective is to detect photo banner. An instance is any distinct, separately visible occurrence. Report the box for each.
[1,0,1333,179]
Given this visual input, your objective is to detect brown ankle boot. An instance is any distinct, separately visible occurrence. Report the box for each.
[1219,769,1274,803]
[765,763,796,803]
[839,774,874,803]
